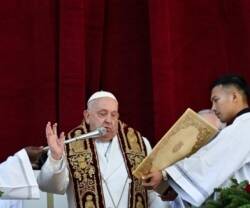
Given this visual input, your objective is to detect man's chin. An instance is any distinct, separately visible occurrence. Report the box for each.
[98,133,115,141]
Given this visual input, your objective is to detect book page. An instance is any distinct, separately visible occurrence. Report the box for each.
[133,108,218,179]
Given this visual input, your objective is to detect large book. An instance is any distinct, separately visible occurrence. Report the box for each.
[133,108,218,179]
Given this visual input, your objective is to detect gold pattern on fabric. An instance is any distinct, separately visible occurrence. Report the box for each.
[133,108,218,179]
[65,122,105,208]
[117,121,148,208]
[65,120,149,208]
[85,194,96,208]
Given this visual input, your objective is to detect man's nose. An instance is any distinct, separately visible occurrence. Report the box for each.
[211,103,216,111]
[104,114,112,123]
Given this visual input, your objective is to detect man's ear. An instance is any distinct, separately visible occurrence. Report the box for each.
[231,90,240,103]
[84,110,90,124]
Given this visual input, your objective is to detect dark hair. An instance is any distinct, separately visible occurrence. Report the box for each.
[210,74,250,98]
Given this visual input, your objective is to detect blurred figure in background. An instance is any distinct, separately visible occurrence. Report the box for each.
[0,147,43,208]
[198,109,226,130]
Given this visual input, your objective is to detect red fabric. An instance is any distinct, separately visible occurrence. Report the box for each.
[1,0,250,160]
[0,1,58,160]
[149,0,250,137]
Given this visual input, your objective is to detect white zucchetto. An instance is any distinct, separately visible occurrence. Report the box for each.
[87,91,117,104]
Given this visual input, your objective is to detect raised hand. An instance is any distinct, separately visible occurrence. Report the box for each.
[46,122,65,160]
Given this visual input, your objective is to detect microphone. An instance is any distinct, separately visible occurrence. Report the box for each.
[43,127,107,150]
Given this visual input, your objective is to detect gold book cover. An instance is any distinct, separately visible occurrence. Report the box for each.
[133,108,218,179]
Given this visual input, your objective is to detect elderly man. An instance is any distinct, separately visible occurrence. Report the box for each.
[38,91,170,208]
[142,75,250,207]
[198,109,226,130]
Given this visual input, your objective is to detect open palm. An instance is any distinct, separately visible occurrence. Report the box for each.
[46,122,65,160]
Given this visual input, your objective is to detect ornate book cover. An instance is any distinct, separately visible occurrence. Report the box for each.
[133,108,218,179]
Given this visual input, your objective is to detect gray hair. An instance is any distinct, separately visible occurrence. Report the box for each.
[198,109,226,130]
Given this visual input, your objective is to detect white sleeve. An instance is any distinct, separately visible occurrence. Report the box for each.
[0,149,39,199]
[142,137,152,154]
[148,189,171,208]
[0,199,23,208]
[37,151,69,194]
[166,117,250,207]
[142,137,171,208]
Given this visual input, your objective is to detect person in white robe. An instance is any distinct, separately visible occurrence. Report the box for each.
[142,74,250,207]
[38,91,170,208]
[0,199,23,208]
[0,148,40,199]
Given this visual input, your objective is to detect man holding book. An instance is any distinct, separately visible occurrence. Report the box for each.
[142,75,250,207]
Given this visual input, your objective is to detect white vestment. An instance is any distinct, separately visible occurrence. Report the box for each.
[0,199,23,208]
[38,136,170,208]
[0,149,39,199]
[166,112,250,207]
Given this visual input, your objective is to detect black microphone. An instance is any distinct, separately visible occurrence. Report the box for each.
[43,127,107,150]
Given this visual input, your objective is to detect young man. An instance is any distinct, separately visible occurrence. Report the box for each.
[142,75,250,207]
[38,91,170,208]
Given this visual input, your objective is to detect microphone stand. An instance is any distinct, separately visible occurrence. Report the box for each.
[43,127,106,150]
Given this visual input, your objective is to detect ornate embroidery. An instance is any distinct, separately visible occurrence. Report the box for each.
[65,121,148,208]
[85,194,96,208]
[65,125,105,208]
[118,121,148,208]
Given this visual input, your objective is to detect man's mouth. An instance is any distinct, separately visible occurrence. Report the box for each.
[104,127,112,132]
[215,112,221,118]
